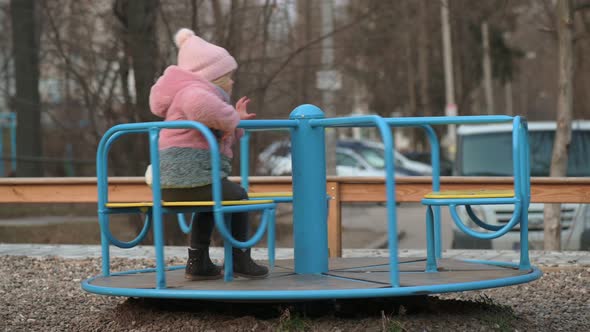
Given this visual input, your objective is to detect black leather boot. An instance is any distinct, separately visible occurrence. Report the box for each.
[232,248,269,279]
[185,248,222,280]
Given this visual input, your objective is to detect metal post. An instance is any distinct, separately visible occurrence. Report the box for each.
[289,104,328,274]
[149,128,166,289]
[240,130,251,190]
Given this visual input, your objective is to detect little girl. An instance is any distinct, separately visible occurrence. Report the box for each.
[149,28,267,280]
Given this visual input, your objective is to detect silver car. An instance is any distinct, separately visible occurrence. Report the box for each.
[256,139,424,177]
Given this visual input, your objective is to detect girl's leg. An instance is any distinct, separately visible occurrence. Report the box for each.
[220,179,269,279]
[163,187,222,280]
[190,212,215,248]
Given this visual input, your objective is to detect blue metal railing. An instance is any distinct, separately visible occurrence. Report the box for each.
[96,121,277,287]
[236,112,533,287]
[95,110,532,291]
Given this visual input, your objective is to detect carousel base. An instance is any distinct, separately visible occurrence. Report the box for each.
[82,257,541,301]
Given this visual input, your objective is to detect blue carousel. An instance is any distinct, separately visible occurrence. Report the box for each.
[82,104,541,301]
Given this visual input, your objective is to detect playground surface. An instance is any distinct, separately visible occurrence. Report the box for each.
[1,246,589,331]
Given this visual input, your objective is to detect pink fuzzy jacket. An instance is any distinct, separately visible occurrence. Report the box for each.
[149,65,243,158]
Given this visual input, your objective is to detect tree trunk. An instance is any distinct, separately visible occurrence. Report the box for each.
[544,0,574,251]
[125,0,159,122]
[10,0,42,176]
[403,1,422,151]
[114,0,187,245]
[504,81,513,116]
[482,21,494,115]
[210,0,225,43]
[190,0,200,34]
[417,0,431,117]
[113,0,160,173]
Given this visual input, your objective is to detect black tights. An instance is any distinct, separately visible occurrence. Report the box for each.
[161,178,249,248]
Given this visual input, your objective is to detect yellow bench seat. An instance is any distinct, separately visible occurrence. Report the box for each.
[247,192,292,198]
[423,189,515,199]
[106,199,274,209]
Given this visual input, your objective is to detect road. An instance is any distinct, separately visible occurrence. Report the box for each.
[272,202,454,249]
[341,202,454,249]
[0,203,453,250]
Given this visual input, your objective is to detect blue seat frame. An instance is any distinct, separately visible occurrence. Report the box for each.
[421,116,531,272]
[96,121,277,287]
[83,108,542,301]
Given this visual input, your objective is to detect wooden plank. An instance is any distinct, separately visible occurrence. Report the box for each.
[337,176,590,203]
[0,176,589,203]
[326,181,342,258]
[0,177,292,203]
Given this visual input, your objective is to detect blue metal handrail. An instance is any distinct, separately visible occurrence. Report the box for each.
[310,114,400,287]
[96,121,277,287]
[442,116,526,239]
[237,120,296,190]
[104,213,152,248]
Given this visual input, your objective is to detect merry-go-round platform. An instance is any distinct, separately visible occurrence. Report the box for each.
[83,256,540,300]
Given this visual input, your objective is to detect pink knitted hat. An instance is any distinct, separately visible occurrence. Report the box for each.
[175,28,237,81]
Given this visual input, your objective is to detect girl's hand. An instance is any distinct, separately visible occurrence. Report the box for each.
[236,96,256,120]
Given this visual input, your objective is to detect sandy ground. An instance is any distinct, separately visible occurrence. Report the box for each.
[1,256,588,332]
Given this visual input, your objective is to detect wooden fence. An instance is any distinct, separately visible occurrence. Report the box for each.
[1,176,589,257]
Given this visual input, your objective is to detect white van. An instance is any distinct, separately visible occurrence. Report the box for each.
[452,121,590,250]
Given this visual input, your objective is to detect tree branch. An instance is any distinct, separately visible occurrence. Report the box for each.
[258,5,380,94]
[574,0,590,11]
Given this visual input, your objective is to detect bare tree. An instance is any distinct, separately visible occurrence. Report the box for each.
[417,0,432,118]
[10,0,42,176]
[544,0,575,250]
[113,0,160,175]
[113,0,160,123]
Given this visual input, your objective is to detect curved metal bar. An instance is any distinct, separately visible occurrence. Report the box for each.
[103,213,152,249]
[177,213,194,234]
[214,204,273,249]
[97,128,148,208]
[96,121,226,289]
[425,206,437,272]
[518,119,531,270]
[238,119,299,129]
[82,261,542,300]
[511,116,523,199]
[310,114,399,288]
[420,124,442,258]
[266,207,276,269]
[465,205,504,231]
[384,115,514,126]
[449,203,521,239]
[422,197,517,206]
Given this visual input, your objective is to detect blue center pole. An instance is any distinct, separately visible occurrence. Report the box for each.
[289,105,328,274]
[240,130,251,191]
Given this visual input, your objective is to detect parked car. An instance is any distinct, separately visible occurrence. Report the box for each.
[452,120,590,250]
[402,151,453,176]
[347,139,432,176]
[256,139,431,177]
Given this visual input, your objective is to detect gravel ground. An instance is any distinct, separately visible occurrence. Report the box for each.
[1,256,588,332]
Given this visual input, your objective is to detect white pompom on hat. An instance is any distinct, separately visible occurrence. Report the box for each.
[174,28,237,81]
